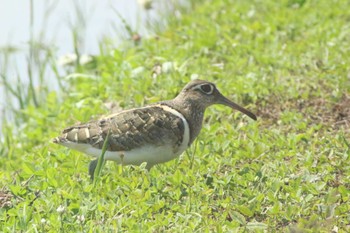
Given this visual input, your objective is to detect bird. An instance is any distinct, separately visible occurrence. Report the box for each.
[53,80,257,178]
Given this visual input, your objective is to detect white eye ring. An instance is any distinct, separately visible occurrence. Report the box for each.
[199,84,214,94]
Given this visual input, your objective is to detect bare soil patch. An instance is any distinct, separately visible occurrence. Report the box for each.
[256,94,350,131]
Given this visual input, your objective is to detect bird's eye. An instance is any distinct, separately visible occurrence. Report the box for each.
[200,84,214,94]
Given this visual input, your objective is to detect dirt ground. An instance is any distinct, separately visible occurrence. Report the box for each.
[256,94,350,132]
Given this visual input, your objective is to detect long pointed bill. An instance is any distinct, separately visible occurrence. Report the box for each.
[218,95,257,121]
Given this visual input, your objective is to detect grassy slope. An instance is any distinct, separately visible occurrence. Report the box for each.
[1,0,350,232]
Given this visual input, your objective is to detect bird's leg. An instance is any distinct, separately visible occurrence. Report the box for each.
[88,159,99,180]
[145,163,153,171]
[120,153,124,173]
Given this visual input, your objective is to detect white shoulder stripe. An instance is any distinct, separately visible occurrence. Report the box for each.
[155,104,190,150]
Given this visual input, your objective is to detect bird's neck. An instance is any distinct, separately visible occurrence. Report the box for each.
[161,95,206,145]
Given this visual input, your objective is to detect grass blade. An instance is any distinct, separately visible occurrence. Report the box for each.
[93,130,110,186]
[343,135,350,149]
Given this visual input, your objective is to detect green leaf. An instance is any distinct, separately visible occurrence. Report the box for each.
[231,211,246,225]
[236,205,254,217]
[246,222,268,230]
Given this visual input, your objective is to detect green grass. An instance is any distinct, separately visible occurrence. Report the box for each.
[1,0,350,232]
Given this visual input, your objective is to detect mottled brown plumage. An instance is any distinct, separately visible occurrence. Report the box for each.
[55,106,185,152]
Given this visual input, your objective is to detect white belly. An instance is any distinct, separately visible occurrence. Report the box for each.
[87,144,186,166]
[61,142,187,168]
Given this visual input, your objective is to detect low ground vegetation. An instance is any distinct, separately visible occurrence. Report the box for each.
[1,0,349,232]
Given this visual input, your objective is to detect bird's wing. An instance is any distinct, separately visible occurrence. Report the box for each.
[54,105,185,152]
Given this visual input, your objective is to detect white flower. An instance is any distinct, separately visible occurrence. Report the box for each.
[138,0,153,10]
[77,215,85,223]
[162,62,175,73]
[79,54,94,66]
[191,74,199,80]
[58,53,77,67]
[131,66,145,78]
[56,205,65,213]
